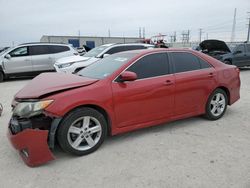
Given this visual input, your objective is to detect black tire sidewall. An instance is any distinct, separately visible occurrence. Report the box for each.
[0,72,3,82]
[57,107,107,156]
[205,89,228,120]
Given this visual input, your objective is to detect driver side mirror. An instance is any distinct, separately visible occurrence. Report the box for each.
[119,71,137,82]
[4,54,11,59]
[103,54,110,58]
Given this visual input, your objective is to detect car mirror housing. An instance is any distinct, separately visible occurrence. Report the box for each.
[103,54,110,58]
[119,71,137,82]
[4,54,11,59]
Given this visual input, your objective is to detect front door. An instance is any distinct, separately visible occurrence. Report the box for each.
[3,46,32,74]
[112,52,175,128]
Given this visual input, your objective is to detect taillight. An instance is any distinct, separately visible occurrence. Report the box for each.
[235,67,240,74]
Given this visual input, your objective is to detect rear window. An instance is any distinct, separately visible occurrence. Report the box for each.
[49,45,70,53]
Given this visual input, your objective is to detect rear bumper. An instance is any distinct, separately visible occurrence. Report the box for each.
[8,119,55,167]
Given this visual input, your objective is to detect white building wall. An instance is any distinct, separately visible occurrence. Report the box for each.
[40,35,142,48]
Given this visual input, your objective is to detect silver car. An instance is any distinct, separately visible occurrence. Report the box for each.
[0,43,77,82]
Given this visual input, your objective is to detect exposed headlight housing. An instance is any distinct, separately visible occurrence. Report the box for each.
[13,100,54,118]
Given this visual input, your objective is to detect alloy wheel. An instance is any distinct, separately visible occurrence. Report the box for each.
[67,116,102,151]
[210,93,226,117]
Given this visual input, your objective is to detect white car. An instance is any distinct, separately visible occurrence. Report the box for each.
[54,43,154,74]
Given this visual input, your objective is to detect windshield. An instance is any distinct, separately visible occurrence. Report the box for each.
[83,45,111,58]
[78,53,137,79]
[0,47,10,56]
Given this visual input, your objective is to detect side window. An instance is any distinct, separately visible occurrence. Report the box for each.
[9,47,28,57]
[124,45,146,51]
[105,46,125,55]
[127,53,169,79]
[171,52,201,73]
[235,45,245,53]
[199,58,212,69]
[49,45,70,53]
[246,44,250,52]
[30,45,50,55]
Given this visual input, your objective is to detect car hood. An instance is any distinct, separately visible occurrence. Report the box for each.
[73,57,100,67]
[199,40,231,53]
[15,73,98,99]
[55,55,92,65]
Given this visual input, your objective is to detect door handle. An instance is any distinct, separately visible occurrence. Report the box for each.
[208,73,214,78]
[24,59,30,61]
[164,80,174,86]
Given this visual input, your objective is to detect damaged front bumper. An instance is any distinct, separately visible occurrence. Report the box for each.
[8,116,61,167]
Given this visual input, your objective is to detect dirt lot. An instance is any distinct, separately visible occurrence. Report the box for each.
[0,70,250,188]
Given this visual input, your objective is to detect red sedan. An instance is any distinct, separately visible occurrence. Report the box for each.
[8,49,240,166]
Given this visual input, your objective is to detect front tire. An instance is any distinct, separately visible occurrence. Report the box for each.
[204,89,228,120]
[57,107,107,156]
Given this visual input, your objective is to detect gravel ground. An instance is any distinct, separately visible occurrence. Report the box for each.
[0,69,250,188]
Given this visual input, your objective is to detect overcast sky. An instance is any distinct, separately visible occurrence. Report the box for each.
[0,0,249,46]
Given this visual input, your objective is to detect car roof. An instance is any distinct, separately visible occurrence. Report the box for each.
[18,42,71,47]
[102,43,154,48]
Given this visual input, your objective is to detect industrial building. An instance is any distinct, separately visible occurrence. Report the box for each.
[40,35,143,49]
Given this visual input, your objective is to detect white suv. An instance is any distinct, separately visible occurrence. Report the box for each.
[0,43,77,82]
[54,43,154,74]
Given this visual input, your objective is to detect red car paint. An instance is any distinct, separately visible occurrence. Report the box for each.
[8,129,54,166]
[8,49,240,166]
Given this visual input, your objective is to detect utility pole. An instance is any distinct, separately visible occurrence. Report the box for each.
[142,27,145,38]
[170,31,177,43]
[181,30,190,43]
[139,27,142,38]
[199,28,203,43]
[108,29,111,37]
[231,8,237,42]
[247,12,250,42]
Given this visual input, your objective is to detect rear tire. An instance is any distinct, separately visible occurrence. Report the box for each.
[57,107,107,156]
[0,72,4,82]
[204,88,228,120]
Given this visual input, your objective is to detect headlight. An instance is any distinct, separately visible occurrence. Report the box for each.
[13,100,54,118]
[59,62,75,68]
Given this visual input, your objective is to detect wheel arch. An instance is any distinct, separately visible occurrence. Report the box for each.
[216,86,230,104]
[58,104,112,136]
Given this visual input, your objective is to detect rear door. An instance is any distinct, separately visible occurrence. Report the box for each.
[3,46,32,74]
[112,52,175,128]
[170,52,217,116]
[30,45,54,71]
